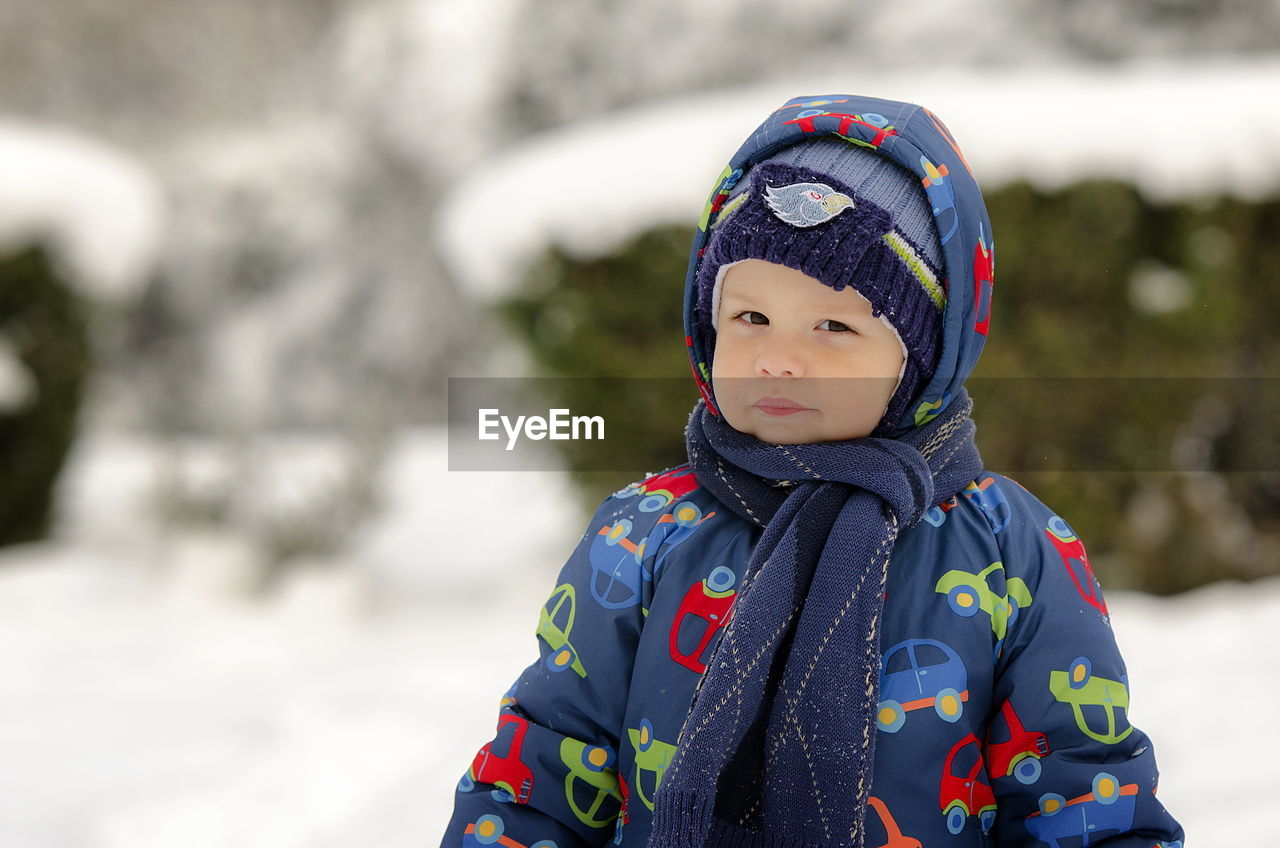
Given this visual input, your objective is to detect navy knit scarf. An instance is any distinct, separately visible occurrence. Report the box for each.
[647,388,983,848]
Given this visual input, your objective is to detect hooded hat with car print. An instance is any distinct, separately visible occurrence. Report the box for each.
[682,94,994,437]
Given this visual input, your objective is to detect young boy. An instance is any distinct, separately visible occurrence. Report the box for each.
[441,94,1184,848]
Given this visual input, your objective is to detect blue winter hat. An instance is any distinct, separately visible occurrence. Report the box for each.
[694,136,946,434]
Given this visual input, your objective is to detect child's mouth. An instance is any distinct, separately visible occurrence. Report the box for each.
[753,397,812,417]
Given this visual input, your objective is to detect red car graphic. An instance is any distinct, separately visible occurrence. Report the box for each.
[619,465,700,513]
[973,225,994,336]
[940,733,997,835]
[782,111,899,148]
[470,714,535,805]
[1045,515,1109,616]
[685,343,719,416]
[612,773,630,845]
[669,565,737,672]
[986,700,1050,785]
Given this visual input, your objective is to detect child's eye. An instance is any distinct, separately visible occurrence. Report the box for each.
[732,310,768,325]
[818,319,856,333]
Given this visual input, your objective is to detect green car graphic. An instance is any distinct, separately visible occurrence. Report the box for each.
[627,719,677,812]
[1049,656,1133,745]
[537,583,588,678]
[935,561,1032,641]
[559,739,622,828]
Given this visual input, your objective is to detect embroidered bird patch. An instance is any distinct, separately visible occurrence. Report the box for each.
[763,181,855,227]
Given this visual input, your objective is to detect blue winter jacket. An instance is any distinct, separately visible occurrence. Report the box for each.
[441,95,1184,848]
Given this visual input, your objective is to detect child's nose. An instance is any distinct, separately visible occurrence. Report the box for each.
[754,337,805,378]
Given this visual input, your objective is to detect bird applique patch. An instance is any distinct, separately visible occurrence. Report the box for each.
[763,181,855,227]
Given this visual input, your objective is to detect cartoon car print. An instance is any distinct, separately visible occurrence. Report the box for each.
[1024,772,1138,847]
[701,164,744,231]
[669,565,737,672]
[782,109,899,148]
[589,519,645,610]
[469,714,535,805]
[986,699,1050,785]
[935,560,1029,634]
[612,465,699,513]
[934,561,1032,656]
[921,106,973,178]
[774,97,850,118]
[627,718,677,811]
[961,476,1011,534]
[922,494,960,527]
[637,501,715,584]
[973,223,994,336]
[708,178,751,231]
[913,389,952,426]
[1048,656,1132,745]
[939,733,998,835]
[920,154,959,246]
[866,795,922,848]
[559,738,622,828]
[537,583,587,677]
[878,638,969,732]
[689,351,718,415]
[498,681,519,710]
[1044,515,1108,617]
[591,502,715,612]
[612,773,630,845]
[463,814,559,848]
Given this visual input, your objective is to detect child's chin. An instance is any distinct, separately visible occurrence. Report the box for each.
[740,418,823,446]
[754,421,880,445]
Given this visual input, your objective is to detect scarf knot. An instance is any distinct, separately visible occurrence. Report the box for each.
[649,388,982,848]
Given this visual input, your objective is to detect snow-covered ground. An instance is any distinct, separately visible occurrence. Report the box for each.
[0,427,1269,847]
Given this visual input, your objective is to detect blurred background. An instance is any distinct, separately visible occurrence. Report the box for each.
[2,0,1278,844]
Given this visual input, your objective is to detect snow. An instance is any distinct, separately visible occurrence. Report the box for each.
[0,119,164,301]
[0,427,1269,846]
[50,427,582,597]
[330,0,524,173]
[438,55,1280,300]
[0,331,35,412]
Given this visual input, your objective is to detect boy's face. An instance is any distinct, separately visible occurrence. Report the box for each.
[711,259,906,444]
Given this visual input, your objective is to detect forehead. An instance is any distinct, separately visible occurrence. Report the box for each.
[720,259,871,309]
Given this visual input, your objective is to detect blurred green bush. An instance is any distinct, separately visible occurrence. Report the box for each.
[0,245,91,547]
[498,180,1280,595]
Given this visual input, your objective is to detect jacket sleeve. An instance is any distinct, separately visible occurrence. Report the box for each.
[439,485,658,848]
[984,485,1185,848]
